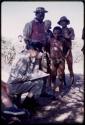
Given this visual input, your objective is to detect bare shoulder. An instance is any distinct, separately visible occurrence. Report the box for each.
[69,27,74,32]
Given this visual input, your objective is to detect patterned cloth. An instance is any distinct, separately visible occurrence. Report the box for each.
[50,38,64,61]
[8,50,43,98]
[50,38,65,84]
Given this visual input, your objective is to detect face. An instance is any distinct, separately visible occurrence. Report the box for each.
[30,49,39,58]
[53,30,60,39]
[60,21,67,28]
[35,12,45,22]
[18,35,23,42]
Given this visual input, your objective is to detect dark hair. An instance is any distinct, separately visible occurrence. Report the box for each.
[53,26,62,34]
[26,42,39,51]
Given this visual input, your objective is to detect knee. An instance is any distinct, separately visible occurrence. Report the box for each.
[36,80,43,88]
[40,80,44,86]
[58,74,65,81]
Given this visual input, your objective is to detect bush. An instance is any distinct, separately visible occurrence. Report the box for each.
[1,37,16,65]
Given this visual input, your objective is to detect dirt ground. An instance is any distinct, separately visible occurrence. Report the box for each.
[1,52,84,124]
[20,73,84,124]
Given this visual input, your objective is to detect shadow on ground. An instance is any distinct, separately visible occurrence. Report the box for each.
[22,73,84,124]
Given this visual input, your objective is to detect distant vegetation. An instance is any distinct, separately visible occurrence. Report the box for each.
[1,37,83,66]
[1,37,16,65]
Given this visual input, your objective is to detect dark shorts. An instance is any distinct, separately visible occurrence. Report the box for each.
[63,47,69,56]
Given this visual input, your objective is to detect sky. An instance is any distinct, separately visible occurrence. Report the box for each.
[1,1,84,42]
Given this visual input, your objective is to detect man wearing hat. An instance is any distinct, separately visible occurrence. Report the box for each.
[57,16,75,84]
[23,7,48,52]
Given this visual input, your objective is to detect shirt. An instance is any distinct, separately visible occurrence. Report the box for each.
[23,18,45,43]
[8,50,39,84]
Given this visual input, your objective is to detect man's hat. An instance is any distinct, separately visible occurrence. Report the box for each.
[34,7,48,13]
[57,16,70,25]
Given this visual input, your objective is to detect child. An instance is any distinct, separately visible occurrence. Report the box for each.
[57,16,75,84]
[50,26,66,97]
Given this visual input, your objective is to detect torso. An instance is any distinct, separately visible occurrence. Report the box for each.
[31,20,45,43]
[50,38,63,59]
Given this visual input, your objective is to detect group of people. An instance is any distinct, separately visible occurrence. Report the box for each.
[23,7,75,89]
[2,7,78,122]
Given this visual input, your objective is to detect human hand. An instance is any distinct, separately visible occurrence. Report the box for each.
[26,74,32,80]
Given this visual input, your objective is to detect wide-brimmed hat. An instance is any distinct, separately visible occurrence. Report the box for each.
[57,16,70,25]
[34,7,48,13]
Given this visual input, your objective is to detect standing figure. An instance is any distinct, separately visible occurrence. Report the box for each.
[44,20,53,53]
[57,16,75,84]
[50,26,66,97]
[23,7,48,52]
[41,20,53,73]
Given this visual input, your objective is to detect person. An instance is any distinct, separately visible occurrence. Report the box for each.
[1,80,26,117]
[7,43,43,111]
[81,27,84,54]
[40,20,53,96]
[50,26,66,97]
[23,7,48,52]
[13,35,25,54]
[57,16,75,84]
[44,20,53,53]
[18,35,25,52]
[40,20,53,73]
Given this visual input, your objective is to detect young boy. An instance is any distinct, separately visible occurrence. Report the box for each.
[50,26,66,97]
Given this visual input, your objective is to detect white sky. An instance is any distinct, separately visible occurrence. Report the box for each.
[1,1,84,42]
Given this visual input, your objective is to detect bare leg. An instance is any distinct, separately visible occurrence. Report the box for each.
[66,50,74,77]
[66,50,74,84]
[1,83,13,108]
